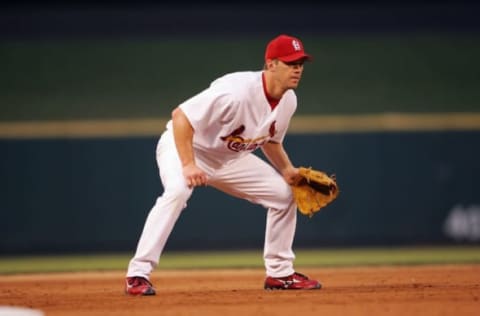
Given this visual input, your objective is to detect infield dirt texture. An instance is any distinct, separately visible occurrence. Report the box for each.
[1,265,479,316]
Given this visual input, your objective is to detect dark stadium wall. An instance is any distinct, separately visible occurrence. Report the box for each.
[1,2,479,254]
[1,131,479,254]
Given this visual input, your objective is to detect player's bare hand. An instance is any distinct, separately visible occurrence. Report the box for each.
[182,163,208,188]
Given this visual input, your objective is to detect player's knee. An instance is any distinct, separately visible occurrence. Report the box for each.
[162,182,193,203]
[275,182,294,208]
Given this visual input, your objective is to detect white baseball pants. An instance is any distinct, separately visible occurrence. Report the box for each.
[127,129,297,279]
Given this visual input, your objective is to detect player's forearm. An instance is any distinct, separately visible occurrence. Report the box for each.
[261,141,294,173]
[262,141,299,185]
[171,107,196,167]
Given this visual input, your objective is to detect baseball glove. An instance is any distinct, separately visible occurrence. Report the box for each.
[291,167,339,217]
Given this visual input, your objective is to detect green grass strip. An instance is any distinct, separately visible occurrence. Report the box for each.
[0,246,479,275]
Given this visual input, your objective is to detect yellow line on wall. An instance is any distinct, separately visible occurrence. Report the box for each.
[289,113,480,133]
[0,118,170,139]
[0,113,479,139]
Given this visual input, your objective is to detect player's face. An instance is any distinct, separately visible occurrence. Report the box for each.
[275,59,305,89]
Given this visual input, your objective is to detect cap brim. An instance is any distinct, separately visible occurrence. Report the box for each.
[278,52,313,62]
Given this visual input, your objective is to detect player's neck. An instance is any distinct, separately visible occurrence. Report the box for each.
[263,71,286,100]
[262,72,281,110]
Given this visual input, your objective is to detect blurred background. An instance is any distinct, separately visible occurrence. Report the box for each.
[1,0,479,255]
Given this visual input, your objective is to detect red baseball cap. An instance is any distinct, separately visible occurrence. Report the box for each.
[265,34,312,62]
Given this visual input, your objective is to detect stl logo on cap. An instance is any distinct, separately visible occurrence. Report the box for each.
[265,34,312,63]
[292,40,301,51]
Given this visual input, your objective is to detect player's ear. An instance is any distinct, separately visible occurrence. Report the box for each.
[265,59,276,70]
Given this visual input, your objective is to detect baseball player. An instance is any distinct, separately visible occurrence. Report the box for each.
[125,34,321,295]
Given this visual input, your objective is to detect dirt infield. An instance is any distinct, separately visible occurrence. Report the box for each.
[1,265,479,316]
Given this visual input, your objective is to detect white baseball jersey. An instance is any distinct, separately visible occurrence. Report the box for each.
[166,71,297,168]
[127,70,300,280]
